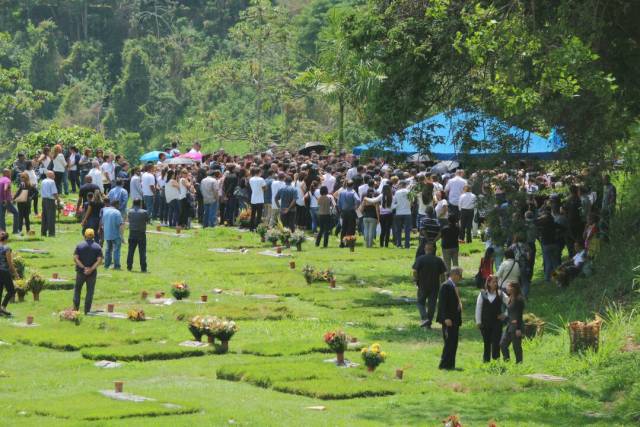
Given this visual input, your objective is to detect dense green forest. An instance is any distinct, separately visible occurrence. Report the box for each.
[1,0,639,162]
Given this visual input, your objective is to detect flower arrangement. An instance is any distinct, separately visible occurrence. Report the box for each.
[265,228,281,246]
[238,208,252,228]
[14,279,28,302]
[27,273,45,300]
[188,315,207,341]
[59,308,82,325]
[361,343,386,371]
[324,330,348,353]
[303,265,316,284]
[443,415,463,427]
[13,255,25,279]
[127,309,146,321]
[289,231,306,251]
[302,265,335,285]
[171,281,190,300]
[342,235,357,251]
[256,224,269,241]
[279,228,292,246]
[211,319,238,342]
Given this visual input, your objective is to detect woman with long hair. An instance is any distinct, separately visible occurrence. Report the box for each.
[475,275,505,362]
[13,172,32,234]
[165,169,180,227]
[81,190,104,244]
[500,281,525,363]
[361,188,380,248]
[0,231,18,317]
[25,161,39,215]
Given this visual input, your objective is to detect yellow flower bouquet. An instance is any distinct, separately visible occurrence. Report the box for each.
[361,343,387,372]
[171,281,190,300]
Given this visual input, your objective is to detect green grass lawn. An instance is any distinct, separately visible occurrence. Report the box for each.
[0,217,639,426]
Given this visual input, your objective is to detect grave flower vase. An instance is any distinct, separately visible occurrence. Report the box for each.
[114,381,124,393]
[336,352,345,366]
[26,315,34,325]
[207,335,215,344]
[219,340,229,354]
[289,261,296,269]
[107,303,115,313]
[200,295,208,302]
[276,246,282,254]
[32,291,40,301]
[395,369,404,380]
[296,243,302,252]
[18,293,24,302]
[141,290,148,299]
[367,365,376,373]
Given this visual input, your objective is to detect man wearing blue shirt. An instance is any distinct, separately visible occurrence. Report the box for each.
[107,179,129,218]
[101,199,124,270]
[275,176,298,231]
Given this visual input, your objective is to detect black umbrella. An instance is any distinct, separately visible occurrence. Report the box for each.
[298,142,326,155]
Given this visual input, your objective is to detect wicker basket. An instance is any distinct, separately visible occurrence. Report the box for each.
[569,318,601,353]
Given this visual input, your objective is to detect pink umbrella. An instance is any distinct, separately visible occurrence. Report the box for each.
[180,151,203,161]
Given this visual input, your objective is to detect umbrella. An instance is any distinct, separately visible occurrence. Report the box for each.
[139,151,171,162]
[298,142,326,155]
[181,151,203,161]
[164,157,195,166]
[407,153,431,163]
[430,160,460,175]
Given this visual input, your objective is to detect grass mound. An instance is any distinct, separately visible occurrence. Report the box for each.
[81,342,214,361]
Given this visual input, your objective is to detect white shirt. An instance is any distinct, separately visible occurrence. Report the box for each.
[458,192,477,210]
[87,168,104,192]
[295,180,305,206]
[391,188,412,215]
[435,199,448,218]
[358,184,369,199]
[141,172,156,196]
[249,176,266,204]
[101,162,115,181]
[310,189,320,208]
[68,153,77,171]
[496,259,520,291]
[433,182,443,193]
[323,173,336,193]
[444,176,468,206]
[53,153,67,172]
[271,180,285,208]
[573,250,586,267]
[475,291,506,325]
[130,175,142,200]
[27,170,38,187]
[164,181,180,203]
[346,167,358,181]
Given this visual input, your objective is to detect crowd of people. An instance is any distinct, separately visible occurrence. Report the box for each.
[0,141,617,369]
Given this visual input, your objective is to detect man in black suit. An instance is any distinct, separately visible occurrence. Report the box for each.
[412,242,447,329]
[436,266,464,370]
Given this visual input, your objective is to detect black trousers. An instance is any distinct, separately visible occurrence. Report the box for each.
[17,201,31,232]
[127,233,147,272]
[315,214,332,247]
[73,271,97,314]
[0,270,15,308]
[379,213,393,247]
[340,210,357,243]
[41,198,56,236]
[417,286,438,323]
[500,324,523,363]
[280,209,296,232]
[481,322,502,362]
[69,170,79,192]
[439,325,459,369]
[460,208,474,242]
[250,203,264,231]
[54,171,64,194]
[295,205,307,228]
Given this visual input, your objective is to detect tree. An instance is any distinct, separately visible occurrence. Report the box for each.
[28,20,61,93]
[298,8,384,149]
[104,45,151,134]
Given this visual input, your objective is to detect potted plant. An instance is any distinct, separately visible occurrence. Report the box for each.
[361,343,386,372]
[211,319,238,353]
[27,273,45,301]
[265,229,281,247]
[188,315,205,341]
[256,224,268,242]
[324,330,349,365]
[280,228,292,248]
[523,313,545,339]
[14,279,28,302]
[141,290,148,299]
[342,235,357,252]
[13,255,25,279]
[127,309,146,321]
[59,308,82,325]
[302,265,316,285]
[171,281,190,300]
[289,231,306,251]
[238,208,252,229]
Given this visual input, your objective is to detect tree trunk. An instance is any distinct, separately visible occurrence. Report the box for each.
[338,96,345,150]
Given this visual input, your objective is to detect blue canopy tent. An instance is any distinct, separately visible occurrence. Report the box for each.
[353,111,563,160]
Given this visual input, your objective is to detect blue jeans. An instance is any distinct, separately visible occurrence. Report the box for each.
[363,217,377,248]
[203,202,218,227]
[310,207,319,233]
[104,238,122,269]
[393,214,412,248]
[143,195,154,220]
[542,243,559,282]
[168,199,180,227]
[0,202,19,234]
